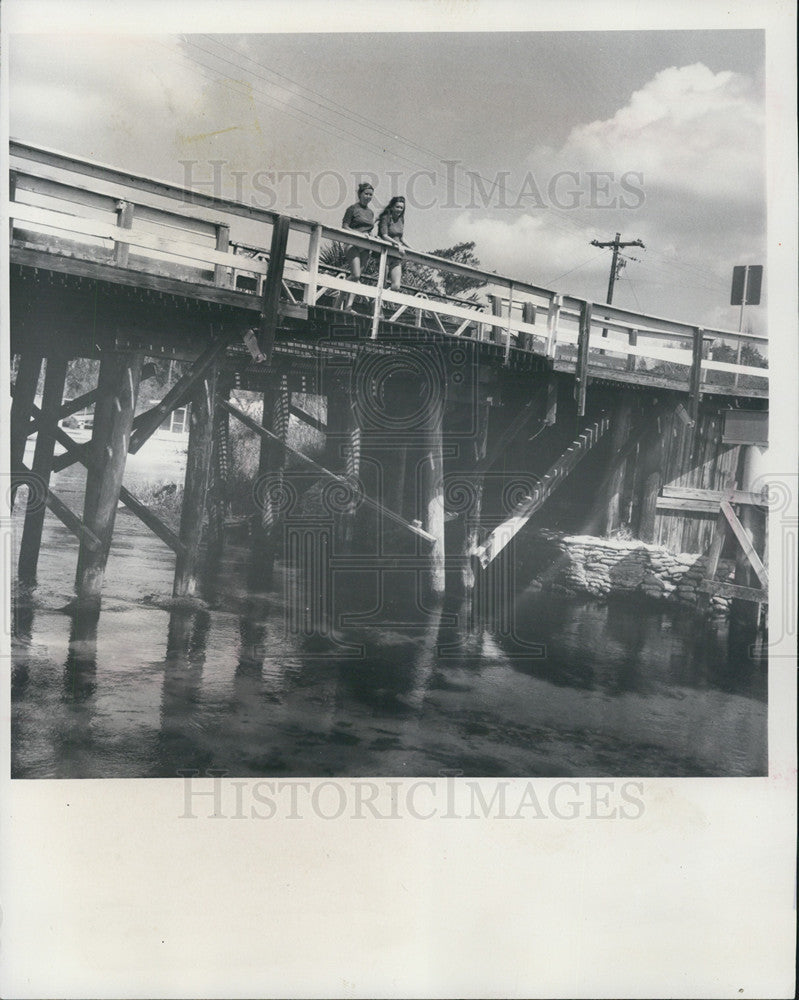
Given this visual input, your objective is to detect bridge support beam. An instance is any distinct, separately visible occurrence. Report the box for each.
[250,374,290,589]
[75,350,144,603]
[420,391,446,598]
[173,363,217,598]
[18,354,68,583]
[204,377,231,575]
[10,350,43,511]
[325,382,362,551]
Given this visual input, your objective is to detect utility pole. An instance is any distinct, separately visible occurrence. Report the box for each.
[591,233,645,337]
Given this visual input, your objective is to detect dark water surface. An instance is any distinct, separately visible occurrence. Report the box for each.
[10,459,767,778]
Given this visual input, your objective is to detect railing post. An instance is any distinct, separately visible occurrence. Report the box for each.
[258,214,290,363]
[546,293,562,358]
[688,326,704,425]
[503,283,515,364]
[574,300,592,417]
[489,293,502,344]
[113,199,134,267]
[371,246,388,339]
[213,223,230,287]
[303,223,322,306]
[626,328,638,372]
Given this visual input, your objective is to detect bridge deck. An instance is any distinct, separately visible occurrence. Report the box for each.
[9,140,768,402]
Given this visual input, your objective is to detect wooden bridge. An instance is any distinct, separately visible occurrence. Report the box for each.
[7,141,769,619]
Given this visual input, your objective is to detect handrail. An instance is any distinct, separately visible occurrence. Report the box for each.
[9,139,768,392]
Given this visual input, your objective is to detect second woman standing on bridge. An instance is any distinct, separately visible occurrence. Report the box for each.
[378,196,409,295]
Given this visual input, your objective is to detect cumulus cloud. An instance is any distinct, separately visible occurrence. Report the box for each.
[531,63,764,203]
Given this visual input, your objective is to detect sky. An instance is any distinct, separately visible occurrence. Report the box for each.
[7,27,768,333]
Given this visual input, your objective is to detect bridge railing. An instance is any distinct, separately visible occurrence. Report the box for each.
[9,140,767,395]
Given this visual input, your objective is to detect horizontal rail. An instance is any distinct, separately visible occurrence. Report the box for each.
[9,139,768,396]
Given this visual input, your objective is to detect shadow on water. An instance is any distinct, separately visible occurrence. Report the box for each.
[10,513,768,777]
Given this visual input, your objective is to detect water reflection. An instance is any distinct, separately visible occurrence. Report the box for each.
[10,518,768,777]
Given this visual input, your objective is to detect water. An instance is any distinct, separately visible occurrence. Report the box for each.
[9,445,767,778]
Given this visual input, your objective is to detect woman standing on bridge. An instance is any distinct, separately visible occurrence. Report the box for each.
[378,196,409,294]
[342,182,375,311]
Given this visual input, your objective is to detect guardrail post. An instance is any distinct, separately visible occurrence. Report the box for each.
[371,247,388,339]
[626,328,638,372]
[545,293,562,358]
[113,200,134,267]
[574,300,592,416]
[258,214,290,363]
[489,294,502,344]
[503,283,515,364]
[213,223,231,287]
[303,223,322,306]
[688,326,704,425]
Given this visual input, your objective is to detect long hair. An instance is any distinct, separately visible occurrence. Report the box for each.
[378,196,405,228]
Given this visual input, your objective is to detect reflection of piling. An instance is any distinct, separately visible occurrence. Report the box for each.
[18,354,67,582]
[74,351,144,602]
[173,364,217,598]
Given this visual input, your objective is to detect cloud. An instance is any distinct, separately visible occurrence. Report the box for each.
[531,63,764,204]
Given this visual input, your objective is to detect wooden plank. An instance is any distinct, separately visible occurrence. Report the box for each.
[720,500,769,587]
[661,485,767,507]
[221,399,435,544]
[574,300,592,416]
[474,414,610,567]
[213,223,231,287]
[10,201,265,274]
[656,496,720,514]
[11,246,264,312]
[114,199,134,267]
[697,580,767,603]
[258,214,290,363]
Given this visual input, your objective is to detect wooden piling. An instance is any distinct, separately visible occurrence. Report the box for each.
[600,391,634,535]
[636,400,668,543]
[10,351,43,510]
[421,390,446,597]
[251,374,290,588]
[74,350,144,602]
[204,377,231,573]
[17,354,68,583]
[325,381,362,549]
[172,364,217,598]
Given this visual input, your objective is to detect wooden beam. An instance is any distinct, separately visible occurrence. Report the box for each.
[720,499,769,588]
[221,399,435,544]
[173,365,217,597]
[113,199,134,267]
[574,300,592,416]
[258,214,290,363]
[213,223,231,287]
[75,351,144,602]
[290,403,327,434]
[13,462,102,551]
[474,413,611,567]
[661,485,767,507]
[18,355,68,582]
[688,326,704,425]
[303,223,322,306]
[697,580,767,604]
[128,333,231,453]
[371,247,389,340]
